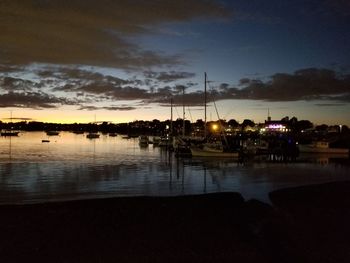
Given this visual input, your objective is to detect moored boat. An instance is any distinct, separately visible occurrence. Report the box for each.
[299,141,349,154]
[73,130,84,134]
[86,132,100,139]
[190,146,239,158]
[46,131,60,136]
[1,130,19,136]
[158,136,173,148]
[139,135,149,146]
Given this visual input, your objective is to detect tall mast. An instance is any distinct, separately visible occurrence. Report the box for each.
[182,86,185,137]
[204,72,207,138]
[170,97,173,136]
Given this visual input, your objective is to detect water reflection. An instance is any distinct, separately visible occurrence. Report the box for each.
[0,132,349,204]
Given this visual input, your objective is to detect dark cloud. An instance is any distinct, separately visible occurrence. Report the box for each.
[79,105,136,111]
[55,83,150,101]
[314,103,347,107]
[222,68,350,102]
[0,77,38,92]
[48,68,350,107]
[143,71,196,82]
[77,106,99,111]
[2,117,33,121]
[151,68,350,106]
[0,64,22,73]
[2,65,349,111]
[38,67,132,86]
[0,92,79,109]
[103,106,136,111]
[0,0,231,69]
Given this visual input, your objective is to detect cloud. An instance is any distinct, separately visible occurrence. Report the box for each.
[2,117,34,121]
[314,103,347,107]
[0,92,79,109]
[219,68,350,102]
[0,0,231,69]
[0,77,38,92]
[78,105,136,111]
[46,67,197,102]
[0,64,22,73]
[144,71,196,83]
[2,65,349,111]
[55,83,150,101]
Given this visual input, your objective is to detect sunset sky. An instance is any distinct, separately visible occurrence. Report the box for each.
[0,0,349,125]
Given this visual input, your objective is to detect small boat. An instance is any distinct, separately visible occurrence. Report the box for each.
[1,112,20,137]
[73,130,84,134]
[190,139,240,158]
[190,146,239,158]
[151,136,161,146]
[1,130,19,136]
[299,141,349,154]
[158,136,173,147]
[86,132,100,139]
[42,139,50,143]
[139,135,149,147]
[173,136,192,157]
[46,131,60,136]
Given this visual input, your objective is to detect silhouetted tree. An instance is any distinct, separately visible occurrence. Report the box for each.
[227,119,239,127]
[295,120,313,131]
[242,119,255,128]
[315,124,328,132]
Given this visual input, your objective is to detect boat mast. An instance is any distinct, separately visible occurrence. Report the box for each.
[182,86,185,137]
[204,72,207,138]
[170,97,173,136]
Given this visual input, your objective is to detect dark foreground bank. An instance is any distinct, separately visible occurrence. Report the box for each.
[1,182,350,263]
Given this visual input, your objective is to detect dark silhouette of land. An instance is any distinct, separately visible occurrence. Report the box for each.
[2,117,350,149]
[1,181,349,263]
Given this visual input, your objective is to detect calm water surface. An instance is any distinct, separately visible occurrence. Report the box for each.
[0,131,349,204]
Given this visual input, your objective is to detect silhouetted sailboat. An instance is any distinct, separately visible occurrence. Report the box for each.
[86,114,100,139]
[46,131,60,136]
[1,130,19,136]
[190,73,239,158]
[1,111,19,137]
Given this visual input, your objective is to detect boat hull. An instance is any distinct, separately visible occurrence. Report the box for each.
[299,145,349,154]
[86,133,100,139]
[1,131,19,136]
[190,147,239,158]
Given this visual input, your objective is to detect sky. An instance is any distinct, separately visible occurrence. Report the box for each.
[0,0,349,125]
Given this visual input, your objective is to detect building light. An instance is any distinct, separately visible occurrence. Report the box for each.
[268,124,284,129]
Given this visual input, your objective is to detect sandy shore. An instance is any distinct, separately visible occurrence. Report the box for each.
[1,181,349,263]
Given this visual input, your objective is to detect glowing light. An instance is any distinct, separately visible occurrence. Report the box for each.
[212,124,218,131]
[268,124,284,129]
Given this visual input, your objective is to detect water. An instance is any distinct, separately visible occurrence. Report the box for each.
[0,131,349,204]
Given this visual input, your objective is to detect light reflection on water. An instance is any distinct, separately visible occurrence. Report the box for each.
[0,131,349,204]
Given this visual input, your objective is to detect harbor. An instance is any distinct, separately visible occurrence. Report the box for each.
[0,131,349,205]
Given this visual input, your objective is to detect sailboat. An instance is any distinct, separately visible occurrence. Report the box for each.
[172,90,192,156]
[87,132,100,139]
[1,111,19,136]
[0,130,19,136]
[86,114,100,139]
[190,73,240,158]
[46,131,60,136]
